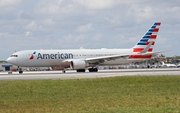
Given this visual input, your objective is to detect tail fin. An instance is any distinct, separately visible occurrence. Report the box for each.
[161,61,165,65]
[133,22,161,53]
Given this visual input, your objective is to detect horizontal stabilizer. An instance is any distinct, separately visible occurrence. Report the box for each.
[140,50,171,56]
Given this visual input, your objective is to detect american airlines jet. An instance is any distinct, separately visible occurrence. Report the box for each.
[7,22,163,74]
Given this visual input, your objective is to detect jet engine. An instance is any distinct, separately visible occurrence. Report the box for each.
[70,60,89,70]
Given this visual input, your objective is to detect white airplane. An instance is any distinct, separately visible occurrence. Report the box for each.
[161,62,177,68]
[7,22,164,74]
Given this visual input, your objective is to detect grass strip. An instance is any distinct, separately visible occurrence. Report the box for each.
[0,76,180,113]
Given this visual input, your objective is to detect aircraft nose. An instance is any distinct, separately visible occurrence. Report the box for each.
[6,57,12,63]
[6,57,15,64]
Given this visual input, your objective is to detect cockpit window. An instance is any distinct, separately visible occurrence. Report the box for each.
[11,55,18,57]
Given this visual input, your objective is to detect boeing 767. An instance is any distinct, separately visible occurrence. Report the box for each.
[7,22,164,74]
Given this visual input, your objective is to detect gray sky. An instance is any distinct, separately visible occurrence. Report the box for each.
[0,0,180,60]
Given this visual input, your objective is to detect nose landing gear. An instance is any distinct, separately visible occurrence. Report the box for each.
[18,66,23,74]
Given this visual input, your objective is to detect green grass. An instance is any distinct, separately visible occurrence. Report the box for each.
[0,76,180,113]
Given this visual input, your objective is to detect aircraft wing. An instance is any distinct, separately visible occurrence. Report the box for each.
[85,54,130,64]
[63,54,130,65]
[84,50,170,64]
[63,50,170,66]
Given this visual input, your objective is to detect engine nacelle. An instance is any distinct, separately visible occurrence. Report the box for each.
[70,60,89,70]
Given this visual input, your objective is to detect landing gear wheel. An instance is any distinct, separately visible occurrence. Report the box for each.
[18,67,23,74]
[62,70,66,73]
[76,69,86,72]
[19,70,23,74]
[88,68,98,72]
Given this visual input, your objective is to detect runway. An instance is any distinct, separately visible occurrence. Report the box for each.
[0,68,180,80]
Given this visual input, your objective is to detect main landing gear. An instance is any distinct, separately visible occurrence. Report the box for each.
[76,69,86,72]
[62,67,98,73]
[88,68,98,72]
[76,68,98,73]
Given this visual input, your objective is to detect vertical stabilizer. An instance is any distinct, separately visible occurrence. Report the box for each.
[133,22,161,53]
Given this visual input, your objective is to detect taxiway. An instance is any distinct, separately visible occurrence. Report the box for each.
[0,68,180,80]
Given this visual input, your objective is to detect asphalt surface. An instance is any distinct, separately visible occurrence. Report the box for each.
[0,68,180,80]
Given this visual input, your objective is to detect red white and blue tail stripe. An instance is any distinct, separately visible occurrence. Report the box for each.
[129,22,161,59]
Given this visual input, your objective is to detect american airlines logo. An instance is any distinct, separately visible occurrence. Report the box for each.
[29,51,36,60]
[29,51,73,60]
[37,53,73,59]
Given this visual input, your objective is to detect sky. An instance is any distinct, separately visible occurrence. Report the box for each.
[0,0,180,60]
